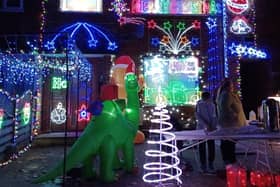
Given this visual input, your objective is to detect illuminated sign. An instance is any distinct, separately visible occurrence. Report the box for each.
[52,77,67,90]
[77,104,91,122]
[168,56,199,77]
[143,55,199,105]
[60,0,103,12]
[131,0,215,15]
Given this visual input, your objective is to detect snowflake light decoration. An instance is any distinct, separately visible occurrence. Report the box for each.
[108,0,130,17]
[109,0,145,26]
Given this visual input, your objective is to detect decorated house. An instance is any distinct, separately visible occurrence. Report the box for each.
[0,0,272,156]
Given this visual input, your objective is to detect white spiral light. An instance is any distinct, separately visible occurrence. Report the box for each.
[143,105,182,186]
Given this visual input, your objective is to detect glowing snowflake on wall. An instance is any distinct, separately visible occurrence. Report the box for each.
[108,0,145,26]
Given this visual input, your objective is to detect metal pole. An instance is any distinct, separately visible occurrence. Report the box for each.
[62,32,69,187]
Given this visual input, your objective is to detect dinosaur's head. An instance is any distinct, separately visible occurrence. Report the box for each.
[125,73,139,91]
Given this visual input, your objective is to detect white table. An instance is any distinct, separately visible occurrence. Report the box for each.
[169,128,280,172]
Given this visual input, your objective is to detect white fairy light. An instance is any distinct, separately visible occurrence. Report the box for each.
[143,98,182,185]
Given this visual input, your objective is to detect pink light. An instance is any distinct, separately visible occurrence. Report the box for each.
[0,108,4,117]
[147,19,157,29]
[192,20,201,29]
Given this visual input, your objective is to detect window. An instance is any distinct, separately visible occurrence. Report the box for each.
[60,0,102,13]
[0,0,23,12]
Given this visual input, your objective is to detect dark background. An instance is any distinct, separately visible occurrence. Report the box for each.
[240,0,280,117]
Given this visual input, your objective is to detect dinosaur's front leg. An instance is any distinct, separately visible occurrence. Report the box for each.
[82,155,96,179]
[123,137,135,172]
[113,150,124,170]
[99,135,117,182]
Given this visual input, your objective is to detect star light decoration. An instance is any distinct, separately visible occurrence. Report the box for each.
[77,104,91,122]
[44,22,118,51]
[148,19,201,55]
[108,0,145,26]
[228,43,268,59]
[206,17,217,31]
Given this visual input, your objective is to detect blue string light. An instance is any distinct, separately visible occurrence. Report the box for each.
[44,22,118,51]
[222,0,229,78]
[206,16,224,94]
[228,42,268,59]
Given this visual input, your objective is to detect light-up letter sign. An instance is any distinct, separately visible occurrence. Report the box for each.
[22,102,31,125]
[131,0,213,15]
[168,56,199,77]
[51,102,67,125]
[60,0,103,12]
[144,56,199,105]
[52,77,67,90]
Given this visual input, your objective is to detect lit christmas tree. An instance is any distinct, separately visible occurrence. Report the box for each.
[143,89,182,186]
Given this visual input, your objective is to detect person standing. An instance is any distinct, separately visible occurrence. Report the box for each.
[216,78,247,165]
[196,91,217,173]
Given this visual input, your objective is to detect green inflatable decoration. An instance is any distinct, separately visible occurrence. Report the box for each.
[34,73,140,183]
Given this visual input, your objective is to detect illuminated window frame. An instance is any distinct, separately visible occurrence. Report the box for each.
[59,0,103,13]
[0,0,24,12]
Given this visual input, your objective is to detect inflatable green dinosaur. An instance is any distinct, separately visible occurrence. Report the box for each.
[34,73,140,183]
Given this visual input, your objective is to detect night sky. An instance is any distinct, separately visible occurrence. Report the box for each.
[256,0,280,72]
[240,0,280,116]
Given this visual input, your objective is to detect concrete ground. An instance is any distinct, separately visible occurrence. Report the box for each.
[0,136,279,187]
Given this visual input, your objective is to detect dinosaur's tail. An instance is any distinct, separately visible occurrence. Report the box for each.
[33,123,98,183]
